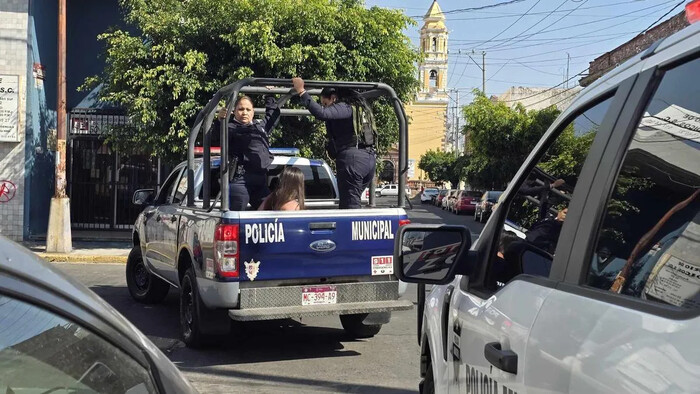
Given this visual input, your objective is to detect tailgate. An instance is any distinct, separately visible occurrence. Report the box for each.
[235,209,407,281]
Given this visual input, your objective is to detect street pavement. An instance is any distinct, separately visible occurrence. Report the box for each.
[52,199,484,393]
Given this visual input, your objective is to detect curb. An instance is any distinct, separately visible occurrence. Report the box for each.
[37,253,128,264]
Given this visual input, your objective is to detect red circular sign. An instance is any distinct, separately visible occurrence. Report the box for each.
[0,180,17,203]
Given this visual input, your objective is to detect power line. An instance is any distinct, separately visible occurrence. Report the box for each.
[486,0,569,51]
[523,85,580,109]
[640,0,687,33]
[443,0,663,19]
[479,0,542,48]
[408,0,525,18]
[478,0,678,50]
[500,70,586,103]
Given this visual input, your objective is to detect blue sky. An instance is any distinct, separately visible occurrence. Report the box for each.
[364,0,691,104]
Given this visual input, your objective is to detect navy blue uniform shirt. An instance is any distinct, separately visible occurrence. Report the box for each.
[227,96,280,173]
[299,92,356,152]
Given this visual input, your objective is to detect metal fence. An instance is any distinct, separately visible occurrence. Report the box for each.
[68,109,166,230]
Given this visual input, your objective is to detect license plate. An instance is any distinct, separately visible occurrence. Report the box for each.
[302,285,338,306]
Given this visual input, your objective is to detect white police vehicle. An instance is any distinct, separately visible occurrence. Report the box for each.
[395,11,700,393]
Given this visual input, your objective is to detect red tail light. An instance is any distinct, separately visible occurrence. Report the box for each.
[214,224,239,278]
[687,0,700,24]
[399,219,411,227]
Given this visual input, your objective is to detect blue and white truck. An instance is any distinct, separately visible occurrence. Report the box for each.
[127,79,413,347]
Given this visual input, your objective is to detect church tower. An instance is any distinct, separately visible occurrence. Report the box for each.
[417,0,449,103]
[400,0,449,184]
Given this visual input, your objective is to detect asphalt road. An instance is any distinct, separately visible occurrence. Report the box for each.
[53,199,484,393]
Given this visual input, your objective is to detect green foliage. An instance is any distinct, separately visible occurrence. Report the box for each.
[418,149,462,186]
[84,0,419,163]
[461,90,560,190]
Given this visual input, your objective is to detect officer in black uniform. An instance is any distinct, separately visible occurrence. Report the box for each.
[218,94,280,211]
[292,77,376,209]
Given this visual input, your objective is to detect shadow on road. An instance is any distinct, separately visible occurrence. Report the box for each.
[88,285,364,366]
[178,366,414,394]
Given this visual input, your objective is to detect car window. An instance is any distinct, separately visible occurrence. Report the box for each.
[587,57,700,310]
[268,164,336,199]
[486,191,502,202]
[172,169,189,205]
[488,94,614,290]
[155,167,183,205]
[0,294,156,393]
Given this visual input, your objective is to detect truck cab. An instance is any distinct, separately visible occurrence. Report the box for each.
[396,17,700,394]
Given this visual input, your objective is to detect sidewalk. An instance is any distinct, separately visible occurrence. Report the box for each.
[25,240,131,264]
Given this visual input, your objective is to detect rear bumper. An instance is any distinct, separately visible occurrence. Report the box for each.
[228,299,414,321]
[228,280,410,321]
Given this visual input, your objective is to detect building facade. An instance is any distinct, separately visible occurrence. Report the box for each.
[496,86,581,112]
[0,1,161,241]
[403,0,449,182]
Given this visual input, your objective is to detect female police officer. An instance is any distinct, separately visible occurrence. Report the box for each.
[292,77,376,209]
[218,94,280,210]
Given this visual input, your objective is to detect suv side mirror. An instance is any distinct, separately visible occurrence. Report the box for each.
[132,189,154,206]
[394,224,473,285]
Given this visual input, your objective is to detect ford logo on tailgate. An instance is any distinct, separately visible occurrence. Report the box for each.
[310,240,336,253]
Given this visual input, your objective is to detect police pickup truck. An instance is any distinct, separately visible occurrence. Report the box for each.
[127,79,414,347]
[395,11,700,394]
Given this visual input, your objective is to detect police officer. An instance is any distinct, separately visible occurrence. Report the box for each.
[218,94,280,210]
[292,77,376,209]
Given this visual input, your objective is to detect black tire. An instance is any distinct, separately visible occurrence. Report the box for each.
[126,247,169,304]
[419,359,436,394]
[340,313,382,338]
[180,268,230,348]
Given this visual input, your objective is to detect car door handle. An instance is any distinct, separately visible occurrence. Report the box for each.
[484,342,517,374]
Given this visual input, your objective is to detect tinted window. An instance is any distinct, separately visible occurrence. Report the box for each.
[172,170,189,205]
[268,164,336,199]
[155,167,182,205]
[489,94,613,289]
[0,295,156,393]
[587,58,700,310]
[486,191,503,202]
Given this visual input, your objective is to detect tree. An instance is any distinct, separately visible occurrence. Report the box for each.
[418,149,460,187]
[461,90,559,189]
[83,0,419,163]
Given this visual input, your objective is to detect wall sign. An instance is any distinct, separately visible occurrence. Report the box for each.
[0,75,20,142]
[0,180,17,203]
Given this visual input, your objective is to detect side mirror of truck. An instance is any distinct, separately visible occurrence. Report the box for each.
[132,189,155,206]
[394,224,473,285]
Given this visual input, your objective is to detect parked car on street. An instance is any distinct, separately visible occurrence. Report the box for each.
[376,184,410,197]
[474,190,503,222]
[420,188,439,203]
[0,236,197,393]
[396,16,700,393]
[434,189,449,207]
[453,190,482,214]
[441,189,457,210]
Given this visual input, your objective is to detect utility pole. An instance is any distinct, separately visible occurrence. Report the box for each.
[482,52,486,95]
[455,90,460,152]
[47,0,72,253]
[565,52,570,89]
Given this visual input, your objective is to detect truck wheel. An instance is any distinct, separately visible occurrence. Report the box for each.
[126,247,169,304]
[180,268,230,348]
[419,359,436,394]
[340,313,382,338]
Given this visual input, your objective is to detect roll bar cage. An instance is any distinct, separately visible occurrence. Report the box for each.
[186,78,409,210]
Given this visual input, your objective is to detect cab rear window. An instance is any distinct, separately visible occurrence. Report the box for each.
[268,164,336,199]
